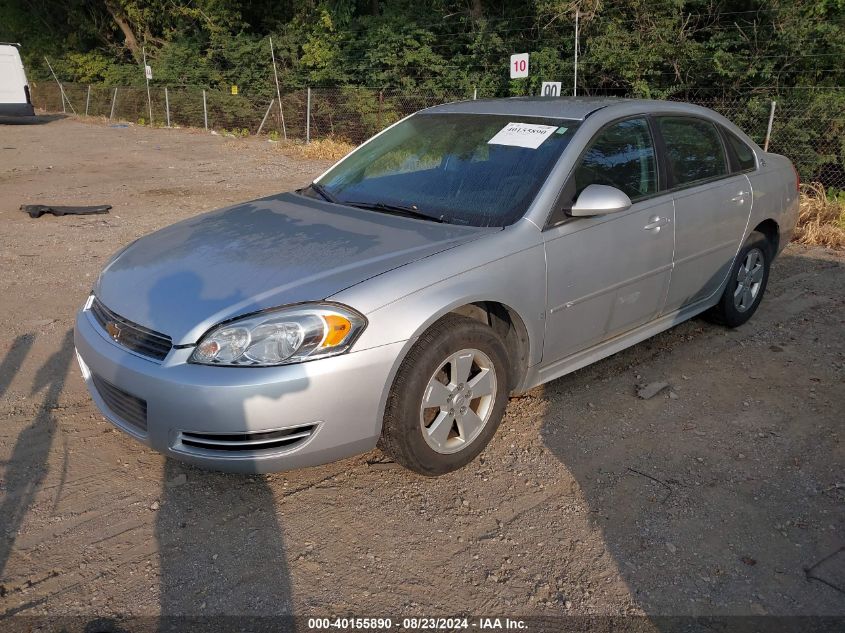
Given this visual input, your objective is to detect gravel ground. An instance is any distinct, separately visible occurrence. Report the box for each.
[0,117,843,624]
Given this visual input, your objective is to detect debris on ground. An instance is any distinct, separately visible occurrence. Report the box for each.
[637,381,670,399]
[21,204,111,219]
[166,474,188,488]
[366,458,400,470]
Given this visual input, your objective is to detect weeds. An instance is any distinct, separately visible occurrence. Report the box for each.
[220,127,251,138]
[273,137,356,162]
[795,183,845,249]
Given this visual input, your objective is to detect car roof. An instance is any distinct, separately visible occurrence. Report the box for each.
[421,95,761,153]
[423,96,699,121]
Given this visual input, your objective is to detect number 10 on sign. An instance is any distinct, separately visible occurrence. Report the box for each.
[510,53,529,79]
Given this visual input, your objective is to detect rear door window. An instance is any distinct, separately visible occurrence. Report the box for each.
[657,117,728,187]
[573,118,658,201]
[723,129,756,172]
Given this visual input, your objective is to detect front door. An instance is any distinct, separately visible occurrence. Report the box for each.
[541,117,675,364]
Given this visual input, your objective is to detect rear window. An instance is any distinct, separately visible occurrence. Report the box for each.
[658,117,728,187]
[724,130,756,172]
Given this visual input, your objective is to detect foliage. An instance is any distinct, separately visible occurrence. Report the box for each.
[3,1,841,95]
[4,1,844,183]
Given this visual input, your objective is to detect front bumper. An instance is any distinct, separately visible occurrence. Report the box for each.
[74,309,402,473]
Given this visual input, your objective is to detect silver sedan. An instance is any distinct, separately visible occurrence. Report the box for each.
[74,97,800,475]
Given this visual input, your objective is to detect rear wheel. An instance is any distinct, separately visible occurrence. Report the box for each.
[706,231,771,327]
[379,315,510,476]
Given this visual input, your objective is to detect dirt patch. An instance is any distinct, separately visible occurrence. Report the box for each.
[0,118,843,620]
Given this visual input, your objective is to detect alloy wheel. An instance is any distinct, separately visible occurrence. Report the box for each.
[419,348,497,454]
[734,247,765,312]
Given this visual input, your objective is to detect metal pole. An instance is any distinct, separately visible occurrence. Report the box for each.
[62,85,76,113]
[257,98,275,135]
[202,89,208,131]
[269,36,287,140]
[109,87,118,120]
[763,100,776,152]
[85,85,91,116]
[44,56,76,114]
[573,9,579,96]
[164,87,171,127]
[306,87,311,144]
[473,87,477,100]
[142,46,153,125]
[44,55,64,113]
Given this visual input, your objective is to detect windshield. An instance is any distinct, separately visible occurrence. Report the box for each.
[314,113,579,227]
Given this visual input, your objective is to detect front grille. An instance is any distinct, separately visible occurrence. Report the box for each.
[178,425,316,454]
[91,373,148,433]
[90,297,173,362]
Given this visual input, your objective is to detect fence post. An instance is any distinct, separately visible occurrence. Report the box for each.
[257,99,275,136]
[85,85,91,116]
[164,87,171,127]
[306,87,311,144]
[473,86,477,100]
[109,87,118,120]
[764,100,776,152]
[269,36,287,140]
[377,90,384,130]
[142,46,153,125]
[202,89,208,131]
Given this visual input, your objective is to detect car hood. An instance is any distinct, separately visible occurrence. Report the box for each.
[95,193,497,345]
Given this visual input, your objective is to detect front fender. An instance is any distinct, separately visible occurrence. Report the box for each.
[329,221,547,433]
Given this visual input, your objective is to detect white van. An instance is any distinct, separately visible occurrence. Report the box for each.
[0,44,35,117]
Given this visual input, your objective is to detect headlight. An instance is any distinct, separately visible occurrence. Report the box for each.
[189,303,366,367]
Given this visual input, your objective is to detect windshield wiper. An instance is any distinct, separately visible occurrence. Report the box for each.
[307,181,339,204]
[344,201,445,223]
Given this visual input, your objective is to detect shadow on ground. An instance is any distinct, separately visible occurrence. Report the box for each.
[537,307,844,619]
[0,113,67,126]
[0,331,74,583]
[155,463,297,632]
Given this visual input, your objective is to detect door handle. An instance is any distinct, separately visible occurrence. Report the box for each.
[643,216,670,231]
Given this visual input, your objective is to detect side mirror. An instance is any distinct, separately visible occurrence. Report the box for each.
[569,184,632,217]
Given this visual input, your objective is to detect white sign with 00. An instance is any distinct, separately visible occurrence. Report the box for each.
[540,81,562,97]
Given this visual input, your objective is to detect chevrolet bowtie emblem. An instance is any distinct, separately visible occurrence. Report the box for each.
[105,321,122,342]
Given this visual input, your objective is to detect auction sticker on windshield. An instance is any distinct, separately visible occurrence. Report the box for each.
[488,122,558,149]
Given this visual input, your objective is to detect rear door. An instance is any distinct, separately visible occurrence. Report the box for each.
[0,45,33,115]
[658,116,752,312]
[0,45,26,103]
[541,117,675,363]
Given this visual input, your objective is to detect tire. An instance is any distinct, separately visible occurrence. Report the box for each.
[379,314,510,476]
[706,231,772,328]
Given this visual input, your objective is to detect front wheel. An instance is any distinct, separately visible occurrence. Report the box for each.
[706,231,772,328]
[379,314,510,476]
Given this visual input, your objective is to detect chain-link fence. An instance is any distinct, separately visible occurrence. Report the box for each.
[30,82,468,144]
[30,82,845,190]
[677,93,845,191]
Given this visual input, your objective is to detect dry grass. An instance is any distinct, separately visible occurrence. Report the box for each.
[795,182,845,249]
[273,137,356,162]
